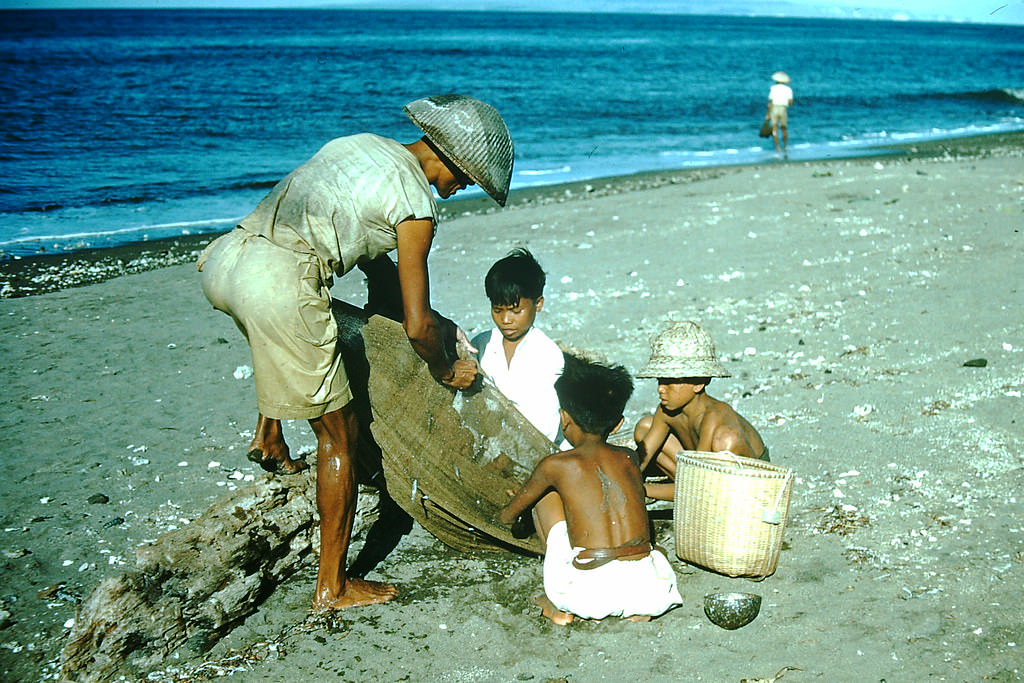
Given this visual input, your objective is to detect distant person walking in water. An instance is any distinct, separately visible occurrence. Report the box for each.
[766,71,793,155]
[198,94,514,612]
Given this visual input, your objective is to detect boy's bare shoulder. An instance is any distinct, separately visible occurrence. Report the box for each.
[547,442,637,466]
[537,447,582,469]
[658,406,690,430]
[703,400,764,455]
[704,398,753,433]
[585,442,640,467]
[608,442,638,459]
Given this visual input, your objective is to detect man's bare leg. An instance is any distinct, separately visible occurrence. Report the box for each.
[533,594,574,626]
[247,414,308,474]
[311,405,398,610]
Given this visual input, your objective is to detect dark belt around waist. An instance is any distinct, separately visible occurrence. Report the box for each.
[573,538,652,570]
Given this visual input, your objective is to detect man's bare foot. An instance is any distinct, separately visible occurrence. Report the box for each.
[533,594,574,625]
[625,614,652,622]
[246,447,309,474]
[247,415,308,474]
[312,577,398,611]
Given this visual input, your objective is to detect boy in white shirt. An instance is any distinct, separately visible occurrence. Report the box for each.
[471,248,566,448]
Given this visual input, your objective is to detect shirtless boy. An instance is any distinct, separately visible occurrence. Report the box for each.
[634,320,767,501]
[499,355,682,624]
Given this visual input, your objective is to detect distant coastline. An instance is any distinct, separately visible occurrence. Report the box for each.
[3,4,1019,27]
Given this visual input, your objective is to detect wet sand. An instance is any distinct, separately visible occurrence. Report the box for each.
[0,132,1021,681]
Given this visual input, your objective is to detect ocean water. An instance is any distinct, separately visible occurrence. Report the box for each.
[1,9,1022,257]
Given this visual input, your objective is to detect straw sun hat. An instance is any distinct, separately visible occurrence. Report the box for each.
[404,94,515,207]
[637,320,731,379]
[771,71,791,84]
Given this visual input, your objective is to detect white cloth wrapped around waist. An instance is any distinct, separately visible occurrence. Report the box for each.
[542,521,683,620]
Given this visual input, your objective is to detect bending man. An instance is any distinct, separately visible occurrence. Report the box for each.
[198,94,514,610]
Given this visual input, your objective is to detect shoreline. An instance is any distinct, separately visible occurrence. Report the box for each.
[2,130,1021,299]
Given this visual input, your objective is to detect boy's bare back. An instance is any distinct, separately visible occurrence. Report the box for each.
[532,440,649,550]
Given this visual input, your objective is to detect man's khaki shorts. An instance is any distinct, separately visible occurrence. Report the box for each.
[769,104,788,128]
[198,228,352,420]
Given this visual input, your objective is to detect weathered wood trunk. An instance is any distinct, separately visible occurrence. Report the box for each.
[58,472,380,682]
[58,303,552,681]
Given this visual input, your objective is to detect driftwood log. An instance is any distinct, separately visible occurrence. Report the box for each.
[59,304,552,681]
[58,470,381,681]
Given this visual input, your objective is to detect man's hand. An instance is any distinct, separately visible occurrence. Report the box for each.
[440,358,479,390]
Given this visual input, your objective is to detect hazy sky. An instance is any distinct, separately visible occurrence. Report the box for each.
[1,0,1022,26]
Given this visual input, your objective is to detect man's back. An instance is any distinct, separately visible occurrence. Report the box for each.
[239,133,436,276]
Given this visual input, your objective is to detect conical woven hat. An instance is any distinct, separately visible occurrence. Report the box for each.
[637,320,731,378]
[772,71,791,84]
[404,94,514,207]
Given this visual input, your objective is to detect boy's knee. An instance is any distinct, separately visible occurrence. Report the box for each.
[633,414,653,441]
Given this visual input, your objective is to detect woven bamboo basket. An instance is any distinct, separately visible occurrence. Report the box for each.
[673,450,794,579]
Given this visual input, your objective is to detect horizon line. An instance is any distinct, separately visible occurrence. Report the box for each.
[2,5,1022,27]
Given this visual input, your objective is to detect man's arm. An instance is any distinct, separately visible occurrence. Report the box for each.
[357,254,403,321]
[395,219,478,389]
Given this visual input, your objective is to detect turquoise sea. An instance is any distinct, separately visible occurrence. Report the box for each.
[2,9,1022,256]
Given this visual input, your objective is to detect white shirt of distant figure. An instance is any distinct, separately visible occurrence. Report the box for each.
[473,325,569,450]
[769,82,793,106]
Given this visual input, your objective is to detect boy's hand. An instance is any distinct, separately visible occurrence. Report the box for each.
[497,505,515,526]
[510,512,535,539]
[454,326,478,358]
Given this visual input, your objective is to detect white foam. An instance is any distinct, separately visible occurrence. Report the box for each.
[0,216,243,248]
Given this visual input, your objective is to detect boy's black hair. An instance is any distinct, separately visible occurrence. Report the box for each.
[555,354,634,439]
[484,247,546,306]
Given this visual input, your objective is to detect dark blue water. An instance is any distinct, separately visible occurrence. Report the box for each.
[2,9,1022,257]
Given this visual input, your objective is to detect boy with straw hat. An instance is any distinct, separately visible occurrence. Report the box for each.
[199,94,513,611]
[633,320,768,501]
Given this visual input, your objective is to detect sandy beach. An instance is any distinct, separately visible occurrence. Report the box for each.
[1,134,1021,682]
